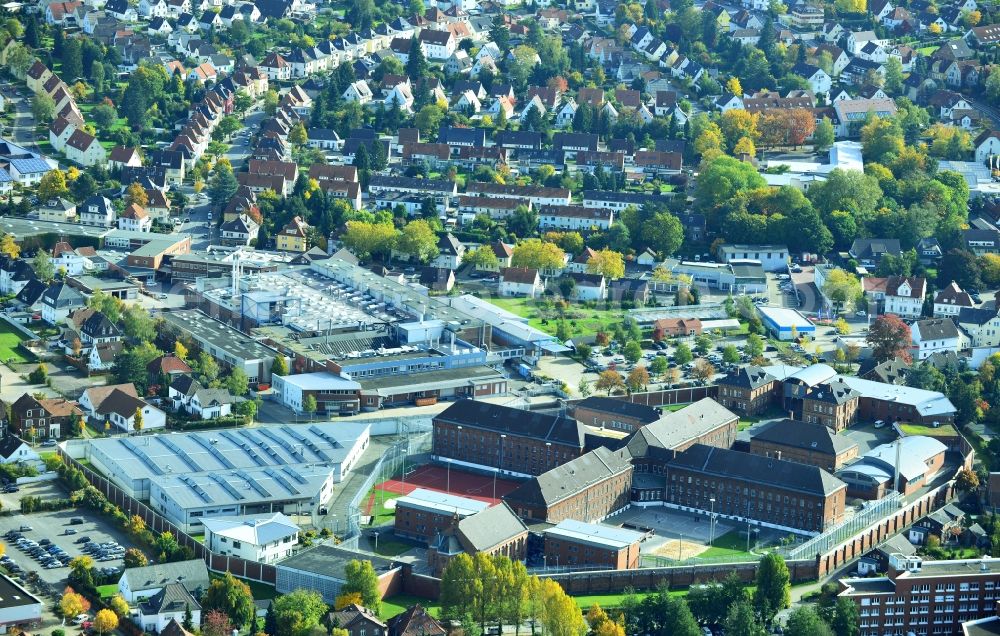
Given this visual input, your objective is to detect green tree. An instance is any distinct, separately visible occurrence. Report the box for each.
[303,395,318,418]
[342,560,382,616]
[31,93,55,122]
[463,245,500,270]
[831,596,860,636]
[90,103,117,130]
[263,89,279,115]
[396,219,440,263]
[5,43,32,79]
[62,38,83,80]
[489,13,511,52]
[785,606,832,636]
[272,590,327,636]
[883,56,903,94]
[209,163,239,208]
[122,304,156,343]
[821,268,861,313]
[723,600,767,636]
[694,335,712,356]
[623,341,642,364]
[271,356,289,376]
[755,553,791,625]
[32,250,55,282]
[27,363,47,385]
[406,36,429,79]
[642,211,684,255]
[722,344,740,364]
[814,117,835,150]
[673,343,693,365]
[414,104,444,137]
[202,572,256,629]
[746,333,764,358]
[225,368,250,396]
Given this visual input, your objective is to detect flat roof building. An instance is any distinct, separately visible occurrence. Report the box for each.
[160,310,280,385]
[276,545,400,603]
[544,519,645,570]
[151,464,339,532]
[87,421,370,502]
[840,554,1000,636]
[0,574,42,631]
[757,306,815,341]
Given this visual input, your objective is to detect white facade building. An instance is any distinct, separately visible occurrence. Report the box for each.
[203,513,300,564]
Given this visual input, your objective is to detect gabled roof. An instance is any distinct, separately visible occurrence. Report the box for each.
[669,444,846,496]
[0,436,30,460]
[752,419,858,455]
[575,396,660,423]
[503,446,631,509]
[456,502,526,552]
[96,388,148,418]
[718,365,776,389]
[435,400,584,447]
[626,398,737,457]
[386,604,446,636]
[140,582,200,616]
[123,559,210,594]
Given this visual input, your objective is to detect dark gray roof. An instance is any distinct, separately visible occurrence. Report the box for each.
[806,379,860,405]
[123,559,210,595]
[914,318,959,341]
[140,582,200,615]
[958,307,999,326]
[750,419,858,456]
[876,533,916,557]
[435,400,585,448]
[667,444,846,497]
[41,283,85,309]
[574,396,660,423]
[457,502,527,551]
[718,366,776,389]
[503,446,632,508]
[0,436,28,460]
[850,238,901,260]
[626,398,737,457]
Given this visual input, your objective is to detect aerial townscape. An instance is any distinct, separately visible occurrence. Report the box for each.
[5,0,1000,634]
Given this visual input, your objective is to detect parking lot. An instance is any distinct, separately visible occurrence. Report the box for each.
[0,480,65,512]
[0,506,133,588]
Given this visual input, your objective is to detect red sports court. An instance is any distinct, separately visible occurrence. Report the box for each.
[375,464,520,505]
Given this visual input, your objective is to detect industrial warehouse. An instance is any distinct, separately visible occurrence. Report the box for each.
[83,422,371,530]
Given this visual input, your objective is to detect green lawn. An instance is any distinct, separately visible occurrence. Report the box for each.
[698,531,754,560]
[486,297,623,339]
[916,45,939,55]
[379,595,441,620]
[899,423,959,437]
[0,320,32,364]
[663,403,693,412]
[372,537,414,557]
[96,584,118,599]
[572,590,683,610]
[365,487,403,526]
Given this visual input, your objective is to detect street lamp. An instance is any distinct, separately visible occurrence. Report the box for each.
[709,497,716,547]
[494,434,506,500]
